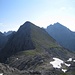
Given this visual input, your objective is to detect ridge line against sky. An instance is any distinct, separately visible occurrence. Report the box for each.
[0,0,75,32]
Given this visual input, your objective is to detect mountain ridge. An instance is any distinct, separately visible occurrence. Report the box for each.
[46,22,75,51]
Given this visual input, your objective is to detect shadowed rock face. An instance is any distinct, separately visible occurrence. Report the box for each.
[0,21,35,62]
[0,32,8,50]
[0,31,15,51]
[46,22,75,51]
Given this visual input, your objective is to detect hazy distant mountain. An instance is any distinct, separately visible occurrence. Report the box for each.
[46,22,75,51]
[0,31,15,51]
[0,32,8,50]
[4,31,14,36]
[0,21,75,75]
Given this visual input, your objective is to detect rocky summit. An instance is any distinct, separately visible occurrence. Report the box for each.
[0,21,75,75]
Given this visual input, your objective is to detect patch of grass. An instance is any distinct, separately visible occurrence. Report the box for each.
[60,73,67,75]
[49,43,60,48]
[30,24,60,49]
[23,50,38,56]
[16,49,40,56]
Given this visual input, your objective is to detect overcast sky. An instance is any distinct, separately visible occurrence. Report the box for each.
[0,0,75,32]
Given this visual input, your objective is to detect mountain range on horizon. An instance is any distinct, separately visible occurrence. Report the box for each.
[1,22,75,51]
[0,21,75,75]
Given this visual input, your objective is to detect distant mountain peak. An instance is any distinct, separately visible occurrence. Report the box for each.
[18,21,34,31]
[48,22,63,28]
[46,22,75,51]
[23,21,34,26]
[54,22,61,25]
[48,22,71,32]
[49,22,62,26]
[52,22,64,27]
[25,21,32,24]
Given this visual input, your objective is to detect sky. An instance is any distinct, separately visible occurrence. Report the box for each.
[0,0,75,32]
